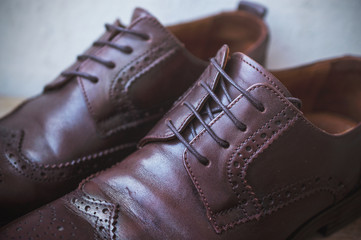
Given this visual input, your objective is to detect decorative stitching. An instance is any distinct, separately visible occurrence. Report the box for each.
[261,176,345,211]
[69,191,117,240]
[241,57,286,96]
[2,127,136,182]
[145,53,291,141]
[226,107,290,213]
[145,54,226,140]
[79,75,96,118]
[79,16,187,139]
[70,167,123,239]
[18,138,136,169]
[213,174,345,231]
[109,15,183,97]
[97,43,179,137]
[183,84,301,233]
[112,41,177,97]
[77,16,182,138]
[183,77,347,233]
[219,114,300,231]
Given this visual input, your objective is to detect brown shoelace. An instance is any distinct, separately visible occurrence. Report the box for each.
[61,23,149,83]
[167,58,301,165]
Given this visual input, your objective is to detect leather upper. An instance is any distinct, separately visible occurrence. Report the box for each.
[0,5,269,224]
[2,46,360,239]
[0,8,206,222]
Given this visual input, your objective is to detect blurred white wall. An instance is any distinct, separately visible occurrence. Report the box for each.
[0,0,360,97]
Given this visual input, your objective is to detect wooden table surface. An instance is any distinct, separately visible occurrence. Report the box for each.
[0,97,360,239]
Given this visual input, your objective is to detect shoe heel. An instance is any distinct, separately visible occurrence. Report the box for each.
[290,188,361,240]
[318,188,361,236]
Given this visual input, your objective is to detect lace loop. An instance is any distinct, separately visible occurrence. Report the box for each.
[200,82,247,131]
[60,71,99,83]
[183,102,230,148]
[77,54,115,68]
[167,120,209,165]
[93,41,133,54]
[105,24,150,40]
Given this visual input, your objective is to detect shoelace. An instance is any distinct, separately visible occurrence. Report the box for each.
[167,58,301,166]
[61,23,149,83]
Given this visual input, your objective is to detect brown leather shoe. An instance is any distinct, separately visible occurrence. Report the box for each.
[0,3,268,225]
[2,46,360,239]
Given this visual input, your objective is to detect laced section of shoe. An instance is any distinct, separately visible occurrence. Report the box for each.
[167,58,301,166]
[61,23,149,83]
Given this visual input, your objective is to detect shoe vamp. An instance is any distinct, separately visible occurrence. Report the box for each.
[70,142,215,239]
[0,80,124,165]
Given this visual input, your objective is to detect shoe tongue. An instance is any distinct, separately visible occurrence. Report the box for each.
[131,7,154,22]
[223,52,293,100]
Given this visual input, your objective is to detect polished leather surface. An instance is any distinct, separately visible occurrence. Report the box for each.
[0,4,269,224]
[2,46,360,239]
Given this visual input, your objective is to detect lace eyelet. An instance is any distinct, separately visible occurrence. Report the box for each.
[77,55,86,61]
[223,141,230,149]
[142,34,150,41]
[108,61,116,69]
[91,77,99,83]
[258,104,265,112]
[124,46,133,54]
[201,158,210,166]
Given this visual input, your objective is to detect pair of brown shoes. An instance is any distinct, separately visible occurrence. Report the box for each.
[1,2,360,239]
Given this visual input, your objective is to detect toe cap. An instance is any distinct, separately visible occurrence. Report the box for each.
[0,197,96,240]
